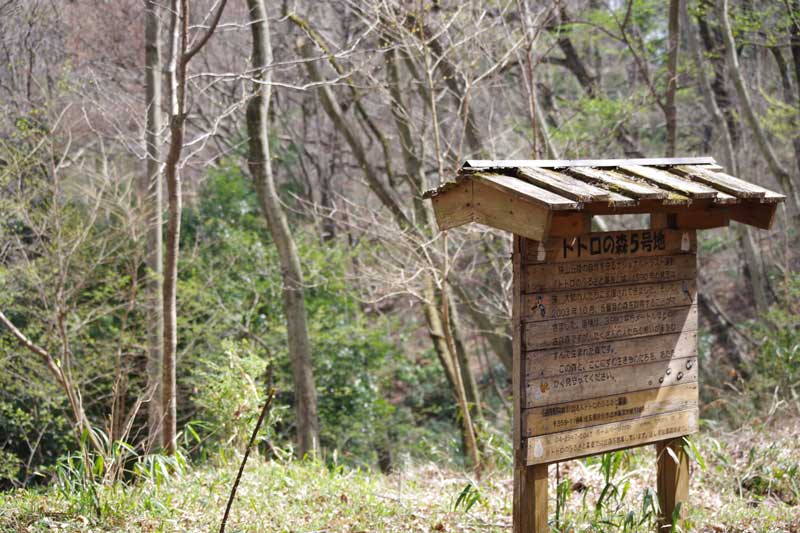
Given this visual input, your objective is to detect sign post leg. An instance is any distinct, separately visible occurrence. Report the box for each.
[656,438,689,531]
[513,463,548,532]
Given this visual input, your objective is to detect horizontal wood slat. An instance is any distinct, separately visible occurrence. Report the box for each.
[525,354,698,407]
[524,254,697,293]
[524,382,698,436]
[525,330,697,380]
[523,305,698,350]
[525,229,695,264]
[526,408,699,464]
[522,280,697,322]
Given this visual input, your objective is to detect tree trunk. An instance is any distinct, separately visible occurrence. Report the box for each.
[246,0,319,457]
[666,0,679,156]
[769,45,800,181]
[684,1,771,318]
[718,0,800,213]
[445,286,483,423]
[789,2,800,175]
[143,0,164,450]
[161,0,184,455]
[160,0,228,456]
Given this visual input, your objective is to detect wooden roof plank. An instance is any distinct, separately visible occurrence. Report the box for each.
[672,165,766,198]
[517,167,611,202]
[464,157,716,169]
[473,172,580,210]
[761,189,786,203]
[567,167,669,199]
[712,190,740,204]
[607,191,638,207]
[619,165,717,199]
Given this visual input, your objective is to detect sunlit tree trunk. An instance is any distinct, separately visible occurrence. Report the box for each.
[143,0,164,450]
[161,0,228,455]
[245,0,319,458]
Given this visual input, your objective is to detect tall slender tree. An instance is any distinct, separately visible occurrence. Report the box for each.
[143,0,164,449]
[245,0,319,457]
[161,0,228,454]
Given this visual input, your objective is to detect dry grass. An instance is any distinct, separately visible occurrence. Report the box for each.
[1,417,798,532]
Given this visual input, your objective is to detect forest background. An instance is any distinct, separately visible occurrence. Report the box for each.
[0,0,799,531]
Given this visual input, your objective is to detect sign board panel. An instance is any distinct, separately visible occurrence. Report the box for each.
[521,229,699,466]
[527,408,699,464]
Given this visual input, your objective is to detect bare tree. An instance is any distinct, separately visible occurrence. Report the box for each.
[718,0,800,213]
[161,0,228,455]
[666,0,680,156]
[143,0,164,449]
[245,0,319,458]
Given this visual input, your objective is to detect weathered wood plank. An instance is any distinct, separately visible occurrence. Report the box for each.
[549,212,593,237]
[524,382,698,436]
[431,180,473,230]
[522,280,697,322]
[513,238,548,533]
[525,229,695,264]
[712,190,740,204]
[525,330,698,378]
[474,172,580,210]
[518,167,611,202]
[524,305,698,350]
[619,165,718,198]
[526,408,699,465]
[463,157,716,169]
[526,354,698,407]
[568,167,669,199]
[657,439,690,531]
[606,190,639,207]
[472,181,552,241]
[761,189,786,203]
[672,165,767,198]
[524,254,697,293]
[729,202,778,230]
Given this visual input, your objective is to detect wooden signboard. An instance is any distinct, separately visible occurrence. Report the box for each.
[513,228,699,531]
[425,158,785,533]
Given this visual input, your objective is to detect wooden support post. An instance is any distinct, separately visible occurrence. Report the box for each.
[656,438,689,531]
[513,235,549,532]
[514,464,548,532]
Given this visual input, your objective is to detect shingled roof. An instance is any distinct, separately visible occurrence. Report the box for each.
[423,157,785,241]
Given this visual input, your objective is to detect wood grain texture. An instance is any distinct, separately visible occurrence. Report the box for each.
[526,408,699,465]
[525,330,698,378]
[568,167,669,199]
[619,165,718,198]
[524,254,697,293]
[524,382,698,436]
[518,167,611,202]
[525,355,698,407]
[472,181,552,241]
[431,180,473,230]
[657,438,690,531]
[523,305,698,350]
[525,229,695,264]
[475,172,579,210]
[522,280,697,322]
[673,165,767,198]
